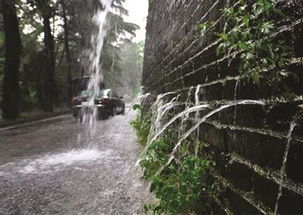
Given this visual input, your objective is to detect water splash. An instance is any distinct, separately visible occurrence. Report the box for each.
[179,87,194,139]
[233,78,240,125]
[194,85,201,151]
[20,149,104,174]
[80,0,113,148]
[195,85,201,119]
[138,99,265,175]
[146,92,178,142]
[163,100,265,168]
[126,91,152,116]
[147,104,209,148]
[0,149,116,176]
[274,121,297,215]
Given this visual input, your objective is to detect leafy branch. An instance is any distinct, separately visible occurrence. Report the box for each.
[200,0,295,86]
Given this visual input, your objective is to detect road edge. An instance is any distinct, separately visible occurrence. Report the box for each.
[0,112,72,131]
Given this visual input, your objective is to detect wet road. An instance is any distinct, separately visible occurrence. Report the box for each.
[0,108,152,215]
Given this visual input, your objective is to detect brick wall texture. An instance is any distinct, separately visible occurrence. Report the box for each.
[143,0,303,214]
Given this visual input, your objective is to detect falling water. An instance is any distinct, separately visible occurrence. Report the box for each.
[140,99,265,175]
[233,78,240,125]
[164,100,265,168]
[146,92,177,143]
[147,104,209,148]
[194,85,201,153]
[274,121,297,215]
[179,87,194,139]
[154,96,180,133]
[80,0,113,148]
[195,85,201,119]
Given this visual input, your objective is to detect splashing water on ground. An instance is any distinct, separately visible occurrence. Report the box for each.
[19,149,106,174]
[0,149,119,176]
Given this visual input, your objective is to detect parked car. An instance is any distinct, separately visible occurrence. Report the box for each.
[71,89,125,120]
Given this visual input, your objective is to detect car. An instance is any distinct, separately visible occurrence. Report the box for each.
[71,89,125,120]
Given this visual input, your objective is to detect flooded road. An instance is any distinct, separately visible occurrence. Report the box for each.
[0,108,152,215]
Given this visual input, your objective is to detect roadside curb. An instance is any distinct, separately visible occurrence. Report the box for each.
[0,111,72,131]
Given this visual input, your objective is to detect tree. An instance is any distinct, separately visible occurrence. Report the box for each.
[101,0,139,88]
[0,0,140,118]
[60,0,72,105]
[115,40,144,96]
[35,0,55,112]
[1,0,22,119]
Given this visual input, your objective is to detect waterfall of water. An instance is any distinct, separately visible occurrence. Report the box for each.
[145,92,177,143]
[147,104,209,148]
[146,99,265,176]
[274,121,297,215]
[166,100,265,165]
[179,87,194,139]
[79,0,113,148]
[233,78,240,126]
[194,85,201,154]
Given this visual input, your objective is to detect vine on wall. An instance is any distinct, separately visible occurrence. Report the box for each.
[200,0,298,89]
[131,105,216,214]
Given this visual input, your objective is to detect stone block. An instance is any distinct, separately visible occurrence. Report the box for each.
[252,173,279,210]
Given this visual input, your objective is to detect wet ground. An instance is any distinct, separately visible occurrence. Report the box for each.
[0,107,152,215]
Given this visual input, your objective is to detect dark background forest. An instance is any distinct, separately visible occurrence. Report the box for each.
[0,0,143,120]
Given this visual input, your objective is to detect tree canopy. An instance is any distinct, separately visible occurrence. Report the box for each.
[0,0,143,119]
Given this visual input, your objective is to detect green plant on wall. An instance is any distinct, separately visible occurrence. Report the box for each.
[131,104,151,146]
[131,104,215,214]
[200,0,296,86]
[141,139,214,214]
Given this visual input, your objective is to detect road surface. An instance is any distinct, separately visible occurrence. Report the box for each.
[0,108,152,215]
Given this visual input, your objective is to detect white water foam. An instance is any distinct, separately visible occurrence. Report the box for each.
[0,149,120,176]
[20,149,102,174]
[19,149,102,173]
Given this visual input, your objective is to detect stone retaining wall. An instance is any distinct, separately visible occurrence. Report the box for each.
[143,0,303,214]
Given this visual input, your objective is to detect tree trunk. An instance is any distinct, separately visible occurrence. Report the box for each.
[38,0,55,113]
[1,0,22,119]
[61,0,73,104]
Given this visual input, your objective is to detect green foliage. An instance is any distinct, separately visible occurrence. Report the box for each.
[20,85,39,111]
[141,137,214,214]
[131,105,214,214]
[132,103,142,111]
[131,104,151,146]
[111,40,144,96]
[199,0,295,86]
[198,22,213,37]
[1,0,140,116]
[101,1,140,88]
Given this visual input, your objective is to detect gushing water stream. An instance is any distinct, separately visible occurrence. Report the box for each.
[79,0,113,148]
[274,121,297,215]
[139,88,266,174]
[160,100,265,174]
[233,78,240,125]
[194,85,201,152]
[147,104,209,146]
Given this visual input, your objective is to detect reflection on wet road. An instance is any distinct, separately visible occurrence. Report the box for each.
[0,108,151,215]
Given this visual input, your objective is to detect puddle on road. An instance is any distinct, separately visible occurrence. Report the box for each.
[0,149,121,176]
